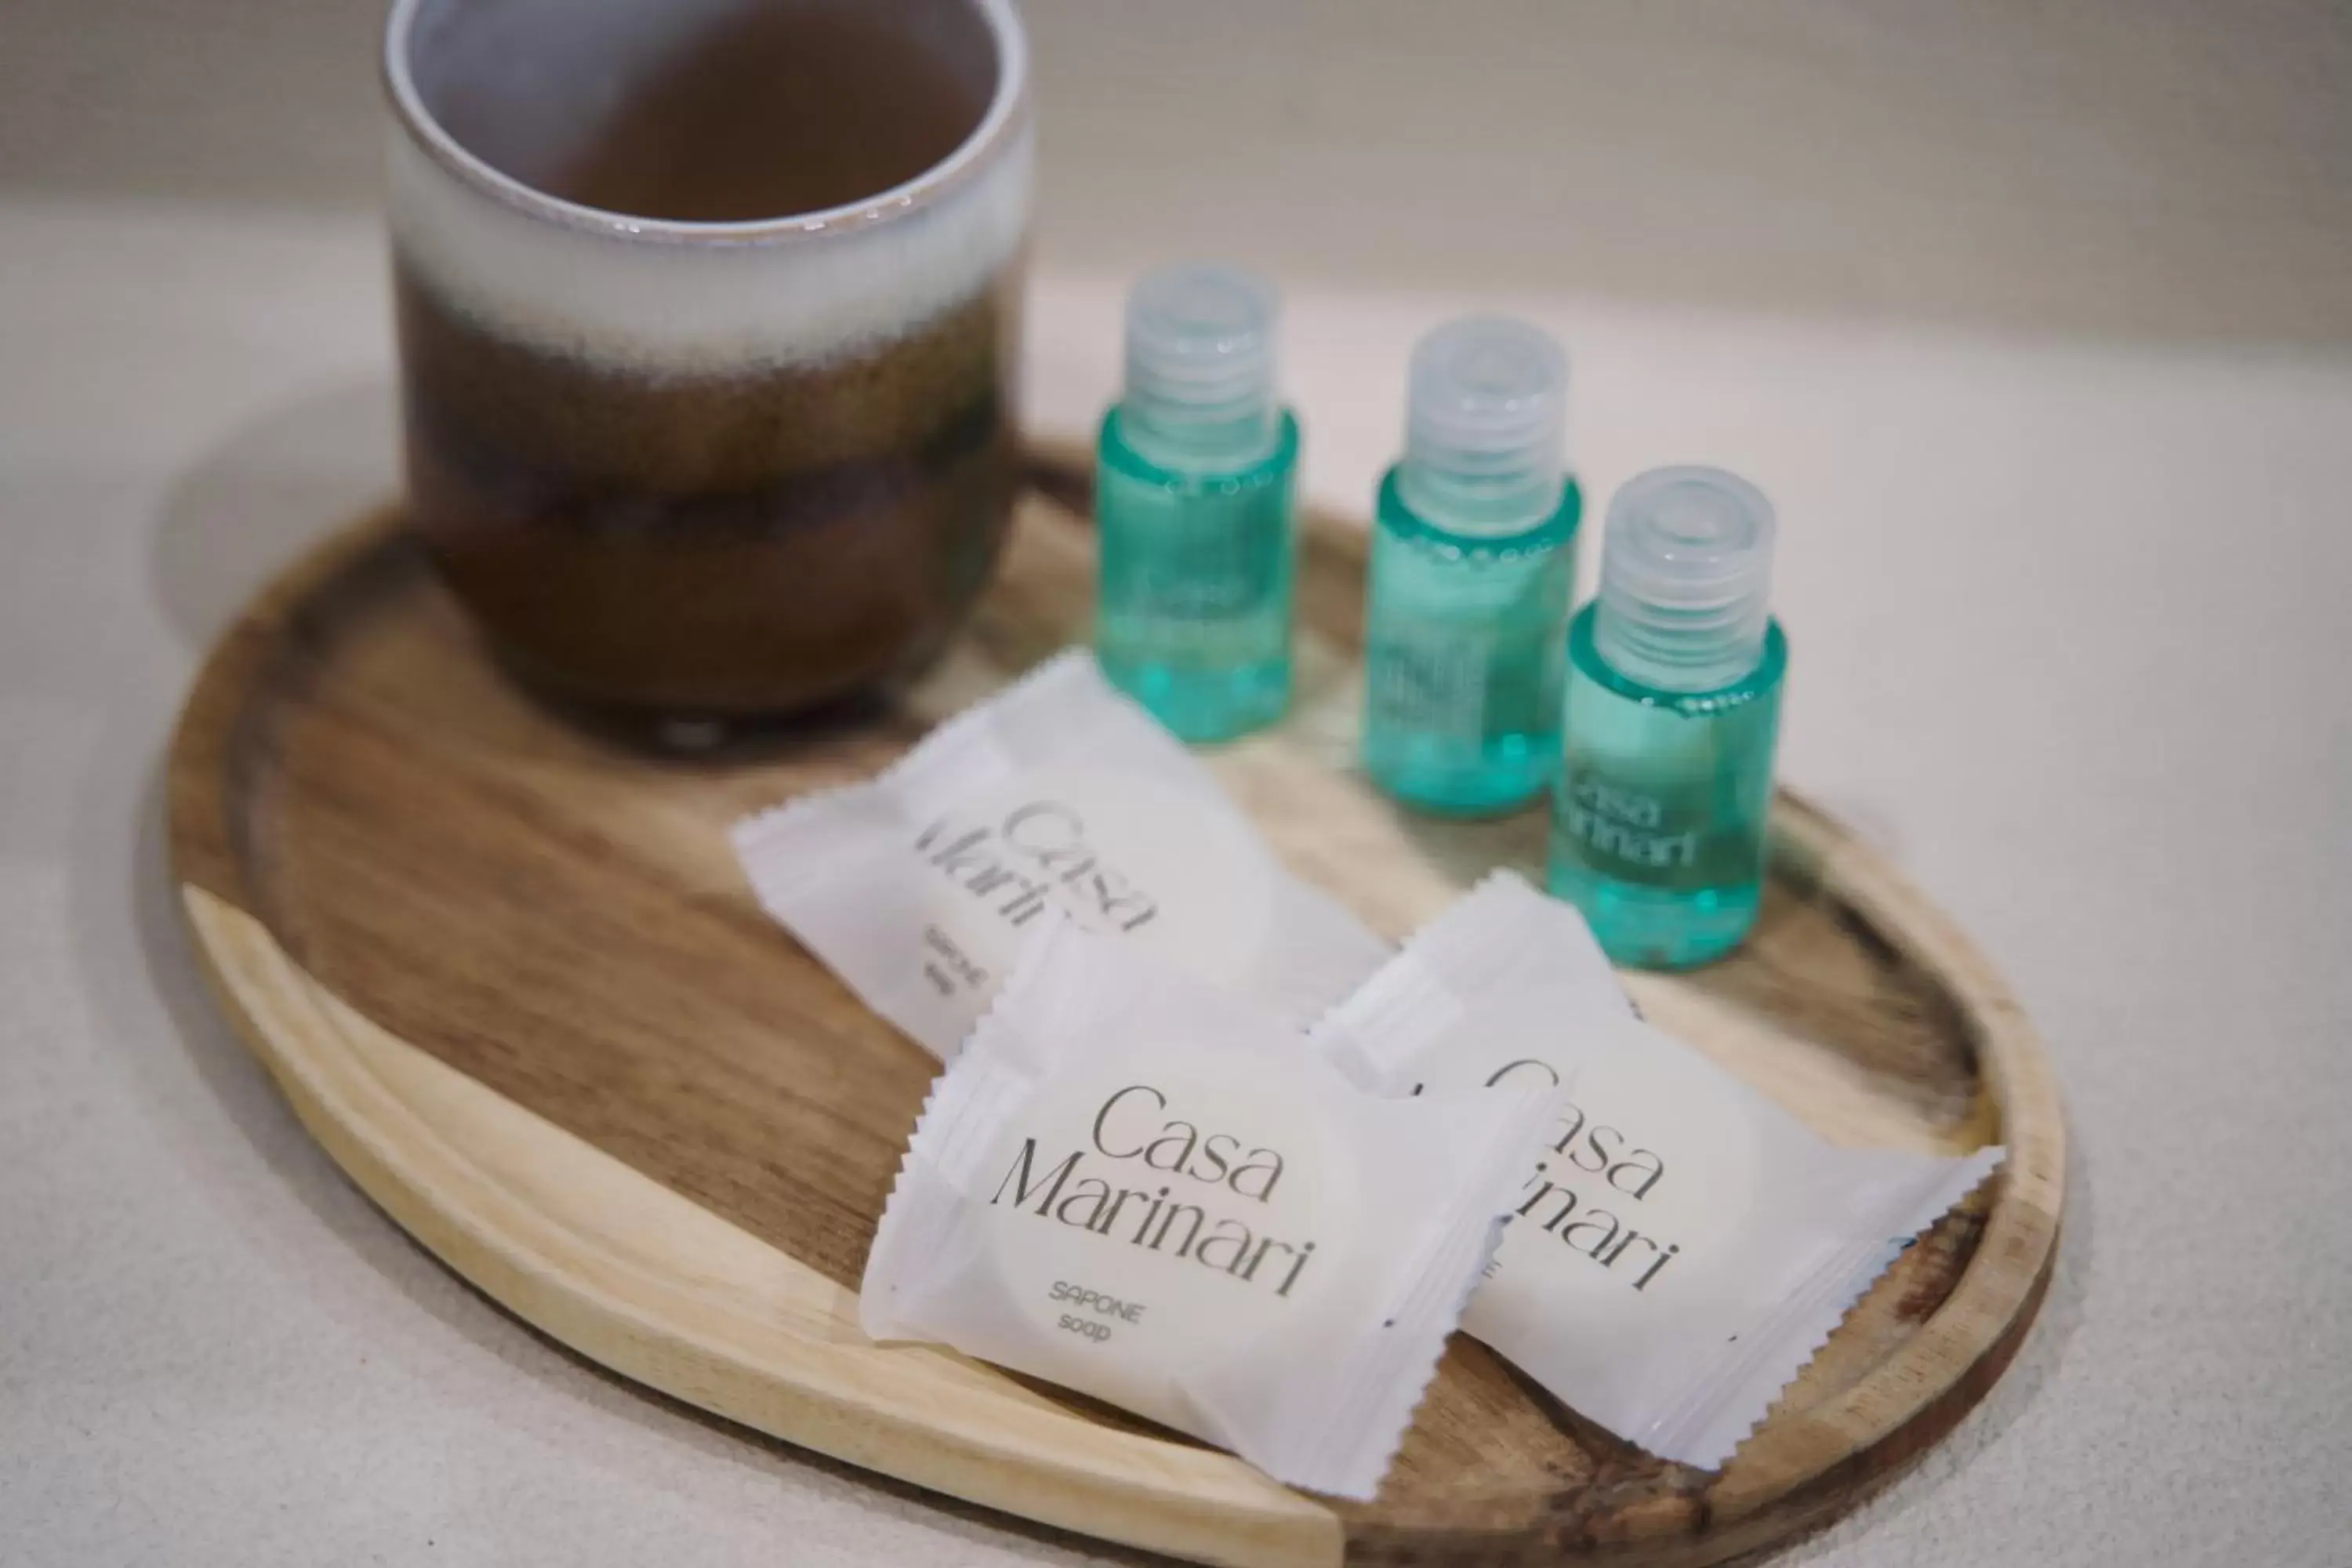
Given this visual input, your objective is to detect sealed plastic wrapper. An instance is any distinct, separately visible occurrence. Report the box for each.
[1310,871,2007,1470]
[860,916,1559,1498]
[733,651,1391,1059]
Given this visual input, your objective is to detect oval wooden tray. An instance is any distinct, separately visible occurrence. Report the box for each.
[167,450,2062,1568]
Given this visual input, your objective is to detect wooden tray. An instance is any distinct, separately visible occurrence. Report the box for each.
[167,450,2062,1568]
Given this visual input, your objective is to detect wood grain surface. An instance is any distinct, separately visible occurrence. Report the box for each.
[167,450,2063,1567]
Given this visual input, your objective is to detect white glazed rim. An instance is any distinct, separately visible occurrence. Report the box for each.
[382,0,1030,247]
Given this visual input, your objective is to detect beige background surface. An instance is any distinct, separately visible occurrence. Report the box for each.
[3,3,2348,1566]
[5,0,2350,343]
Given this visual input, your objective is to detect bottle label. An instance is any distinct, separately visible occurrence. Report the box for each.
[1366,621,1495,745]
[1555,771,1701,873]
[1553,756,1780,895]
[1099,485,1290,663]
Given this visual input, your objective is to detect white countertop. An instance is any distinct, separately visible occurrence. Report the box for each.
[5,5,2351,1564]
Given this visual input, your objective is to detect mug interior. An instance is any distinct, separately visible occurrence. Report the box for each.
[393,0,1004,226]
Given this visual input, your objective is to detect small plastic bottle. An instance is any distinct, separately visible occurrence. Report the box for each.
[1548,465,1788,968]
[1095,264,1298,742]
[1360,318,1581,814]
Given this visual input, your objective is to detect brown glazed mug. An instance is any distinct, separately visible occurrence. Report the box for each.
[383,0,1030,741]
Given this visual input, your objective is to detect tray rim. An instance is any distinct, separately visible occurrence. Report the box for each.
[164,472,2064,1568]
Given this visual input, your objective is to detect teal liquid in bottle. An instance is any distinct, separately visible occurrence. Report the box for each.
[1548,466,1787,968]
[1361,318,1579,815]
[1095,265,1296,742]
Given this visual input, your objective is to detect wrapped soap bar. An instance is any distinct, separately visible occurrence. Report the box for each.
[1310,871,2006,1470]
[733,650,1390,1059]
[861,914,1558,1498]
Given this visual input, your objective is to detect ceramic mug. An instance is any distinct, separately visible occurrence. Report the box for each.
[383,0,1031,739]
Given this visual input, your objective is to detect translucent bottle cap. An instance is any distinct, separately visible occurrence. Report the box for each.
[1400,316,1568,534]
[1122,263,1279,445]
[1595,465,1777,691]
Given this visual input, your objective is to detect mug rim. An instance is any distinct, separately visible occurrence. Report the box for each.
[383,0,1030,248]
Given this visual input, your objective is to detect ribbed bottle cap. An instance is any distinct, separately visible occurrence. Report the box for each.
[1399,317,1567,534]
[1594,465,1777,691]
[1122,263,1279,450]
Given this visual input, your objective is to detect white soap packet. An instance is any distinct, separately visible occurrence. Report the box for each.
[732,650,1391,1060]
[1309,870,2006,1471]
[860,913,1559,1499]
